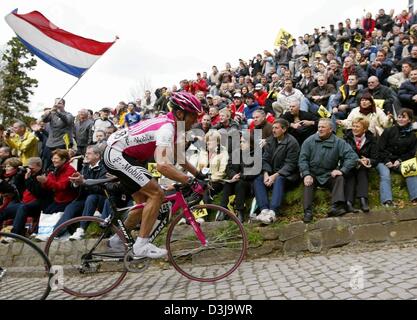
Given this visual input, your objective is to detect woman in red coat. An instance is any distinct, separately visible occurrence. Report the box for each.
[362,12,376,38]
[37,149,77,215]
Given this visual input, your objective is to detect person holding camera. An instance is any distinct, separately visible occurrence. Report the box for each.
[41,98,75,170]
[0,158,26,237]
[4,121,39,167]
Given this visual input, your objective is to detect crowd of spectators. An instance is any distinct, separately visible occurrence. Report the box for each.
[2,7,417,240]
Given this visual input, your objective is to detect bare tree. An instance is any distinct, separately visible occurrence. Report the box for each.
[128,76,153,102]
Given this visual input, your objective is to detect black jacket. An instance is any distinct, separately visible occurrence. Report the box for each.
[261,133,300,183]
[76,161,108,200]
[281,111,319,146]
[25,170,54,202]
[344,130,379,168]
[226,149,258,182]
[398,80,417,109]
[378,124,417,164]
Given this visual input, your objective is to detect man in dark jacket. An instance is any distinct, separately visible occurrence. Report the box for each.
[375,9,394,35]
[54,145,108,240]
[254,119,300,224]
[282,100,319,146]
[299,118,359,223]
[398,69,417,113]
[330,74,362,121]
[360,76,395,115]
[302,75,336,113]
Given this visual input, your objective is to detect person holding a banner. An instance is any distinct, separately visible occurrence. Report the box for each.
[376,108,417,207]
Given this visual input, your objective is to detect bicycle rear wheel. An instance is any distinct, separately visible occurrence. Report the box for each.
[44,217,128,298]
[0,232,51,300]
[166,204,247,282]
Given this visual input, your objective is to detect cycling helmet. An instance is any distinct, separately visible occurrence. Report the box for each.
[170,92,203,114]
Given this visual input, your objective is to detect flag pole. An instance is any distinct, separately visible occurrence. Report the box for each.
[57,36,119,104]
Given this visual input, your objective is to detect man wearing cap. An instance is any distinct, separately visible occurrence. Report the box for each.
[243,93,260,124]
[92,108,114,143]
[318,27,335,55]
[254,84,268,107]
[229,93,246,123]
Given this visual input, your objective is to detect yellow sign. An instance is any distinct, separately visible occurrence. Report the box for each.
[401,158,417,177]
[354,33,362,43]
[148,163,162,178]
[193,201,209,219]
[343,42,351,52]
[317,105,332,118]
[274,28,294,47]
[374,99,385,109]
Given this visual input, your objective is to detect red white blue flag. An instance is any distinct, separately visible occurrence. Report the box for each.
[5,9,116,78]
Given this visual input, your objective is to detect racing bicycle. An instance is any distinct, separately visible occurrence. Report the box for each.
[44,177,248,298]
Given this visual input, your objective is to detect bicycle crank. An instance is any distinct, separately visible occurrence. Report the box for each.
[123,250,150,273]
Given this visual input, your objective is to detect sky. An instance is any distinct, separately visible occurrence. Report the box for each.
[0,0,409,116]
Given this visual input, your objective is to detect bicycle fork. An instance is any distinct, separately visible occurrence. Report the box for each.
[183,208,208,247]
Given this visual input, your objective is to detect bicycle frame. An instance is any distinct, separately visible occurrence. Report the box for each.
[83,188,207,262]
[121,190,207,246]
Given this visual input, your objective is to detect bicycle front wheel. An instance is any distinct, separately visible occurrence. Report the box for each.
[166,204,247,282]
[44,217,128,298]
[0,232,51,300]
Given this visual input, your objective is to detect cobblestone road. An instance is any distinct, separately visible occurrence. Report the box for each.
[4,242,417,300]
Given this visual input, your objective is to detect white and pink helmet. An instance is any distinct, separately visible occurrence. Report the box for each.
[170,92,203,114]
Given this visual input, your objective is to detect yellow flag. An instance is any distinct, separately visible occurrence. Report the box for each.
[317,105,332,118]
[274,28,294,47]
[343,42,351,52]
[401,158,417,177]
[63,133,70,150]
[193,201,209,219]
[374,99,385,109]
[227,195,236,213]
[148,163,162,178]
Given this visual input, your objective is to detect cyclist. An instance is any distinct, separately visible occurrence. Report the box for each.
[102,92,206,259]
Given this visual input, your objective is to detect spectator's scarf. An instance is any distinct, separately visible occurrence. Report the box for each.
[399,124,413,137]
[359,105,376,116]
[3,169,17,179]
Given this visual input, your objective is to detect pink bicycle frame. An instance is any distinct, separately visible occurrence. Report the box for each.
[126,191,208,246]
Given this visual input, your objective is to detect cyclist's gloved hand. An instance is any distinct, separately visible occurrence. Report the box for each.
[195,171,208,181]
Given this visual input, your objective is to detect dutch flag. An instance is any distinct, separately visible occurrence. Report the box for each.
[5,9,116,78]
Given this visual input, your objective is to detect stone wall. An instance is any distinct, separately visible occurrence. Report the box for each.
[3,207,417,267]
[247,207,417,258]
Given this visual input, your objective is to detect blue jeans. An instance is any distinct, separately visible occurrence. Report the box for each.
[253,175,285,213]
[54,195,105,232]
[0,201,22,225]
[300,98,320,113]
[12,200,43,235]
[376,163,417,204]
